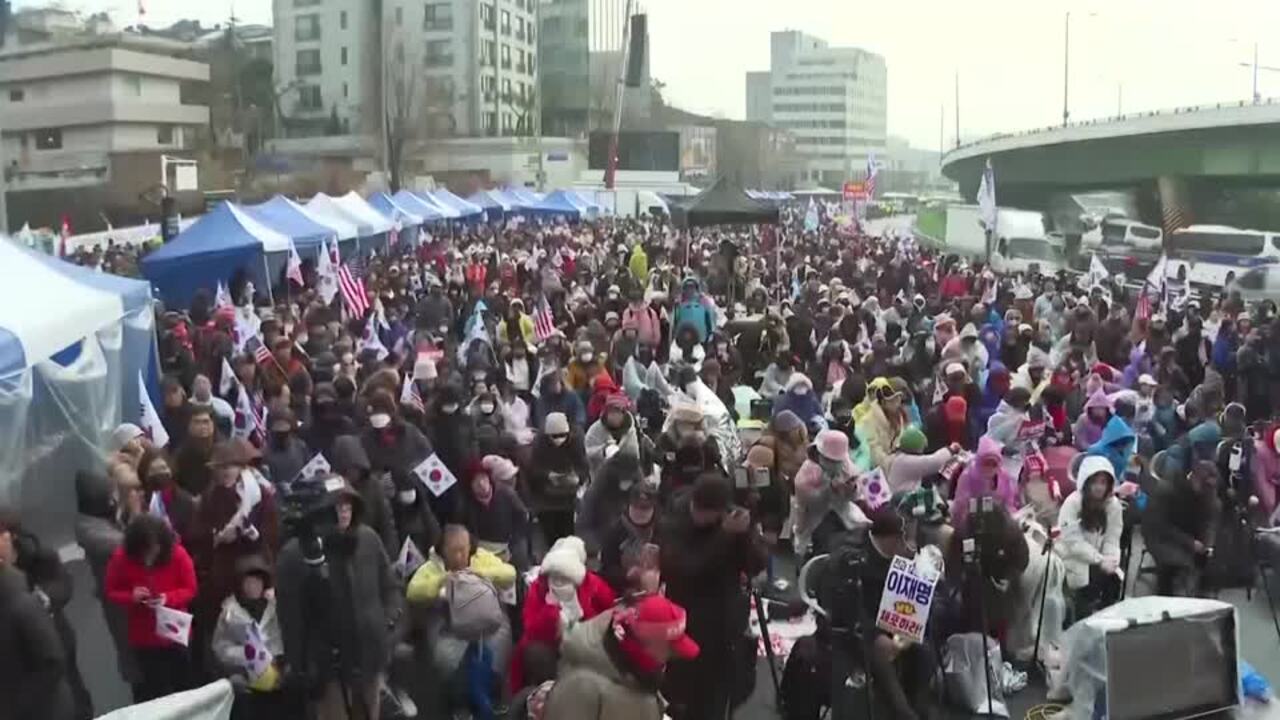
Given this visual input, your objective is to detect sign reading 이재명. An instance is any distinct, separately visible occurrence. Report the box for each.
[875,555,939,644]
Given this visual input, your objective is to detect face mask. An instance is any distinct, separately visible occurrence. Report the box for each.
[442,403,459,415]
[550,436,568,446]
[549,578,577,602]
[479,402,496,414]
[794,386,810,396]
[579,353,593,363]
[370,413,391,429]
[397,488,417,505]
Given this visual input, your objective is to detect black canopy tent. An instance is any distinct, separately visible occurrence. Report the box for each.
[671,176,781,227]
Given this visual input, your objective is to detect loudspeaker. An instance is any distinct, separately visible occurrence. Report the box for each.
[1103,605,1238,719]
[625,14,646,88]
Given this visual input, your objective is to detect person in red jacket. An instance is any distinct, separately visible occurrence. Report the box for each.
[104,514,198,702]
[510,536,616,692]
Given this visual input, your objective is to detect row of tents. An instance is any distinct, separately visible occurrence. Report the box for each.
[140,187,608,308]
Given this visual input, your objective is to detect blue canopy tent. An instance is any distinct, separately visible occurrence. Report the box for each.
[392,190,451,224]
[243,195,338,254]
[467,189,516,222]
[368,192,425,226]
[410,191,460,221]
[0,239,156,545]
[430,189,485,221]
[493,188,532,210]
[506,186,543,206]
[569,190,605,218]
[527,191,583,221]
[141,201,292,308]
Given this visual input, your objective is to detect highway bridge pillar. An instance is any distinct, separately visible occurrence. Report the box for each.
[1156,175,1193,236]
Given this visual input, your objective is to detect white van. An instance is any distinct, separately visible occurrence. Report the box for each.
[1165,224,1280,288]
[1081,218,1163,251]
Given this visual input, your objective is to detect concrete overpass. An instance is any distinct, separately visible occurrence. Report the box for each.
[940,100,1280,230]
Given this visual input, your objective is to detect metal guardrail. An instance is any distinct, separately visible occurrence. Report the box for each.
[948,96,1280,155]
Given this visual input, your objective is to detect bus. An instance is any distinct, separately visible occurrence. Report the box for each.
[1165,224,1280,288]
[879,192,920,214]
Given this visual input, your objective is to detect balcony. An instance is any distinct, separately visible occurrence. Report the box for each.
[425,19,453,31]
[5,152,109,191]
[296,63,322,76]
[2,102,209,132]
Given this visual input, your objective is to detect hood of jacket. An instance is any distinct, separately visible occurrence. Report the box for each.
[975,435,1003,465]
[559,610,625,684]
[330,434,371,475]
[1083,388,1113,413]
[1186,420,1222,448]
[1096,415,1136,449]
[1075,454,1117,491]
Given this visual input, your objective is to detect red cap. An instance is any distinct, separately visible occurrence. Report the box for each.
[620,595,700,661]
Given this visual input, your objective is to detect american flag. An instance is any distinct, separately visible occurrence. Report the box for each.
[533,295,556,342]
[338,257,370,318]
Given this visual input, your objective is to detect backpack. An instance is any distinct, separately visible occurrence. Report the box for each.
[445,570,504,640]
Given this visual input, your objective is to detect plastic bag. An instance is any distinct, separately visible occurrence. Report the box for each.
[944,632,1009,717]
[1241,660,1274,703]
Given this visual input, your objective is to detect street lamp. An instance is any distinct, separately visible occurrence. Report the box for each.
[1238,42,1280,103]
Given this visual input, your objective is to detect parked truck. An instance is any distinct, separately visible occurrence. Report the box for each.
[914,203,1067,275]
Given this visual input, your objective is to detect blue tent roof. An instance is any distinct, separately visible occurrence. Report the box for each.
[410,191,459,219]
[368,192,425,225]
[467,190,514,212]
[140,201,291,308]
[505,186,543,206]
[391,190,449,222]
[528,191,583,219]
[430,189,485,218]
[242,195,336,250]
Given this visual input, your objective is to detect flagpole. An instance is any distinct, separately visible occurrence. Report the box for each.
[261,256,275,305]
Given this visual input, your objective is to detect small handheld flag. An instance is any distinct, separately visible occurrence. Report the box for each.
[138,371,170,448]
[413,453,458,497]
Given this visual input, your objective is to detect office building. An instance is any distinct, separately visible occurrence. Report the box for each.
[746,30,886,188]
[272,0,540,139]
[539,0,642,137]
[0,9,211,229]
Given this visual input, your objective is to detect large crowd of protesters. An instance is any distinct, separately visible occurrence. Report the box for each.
[4,202,1280,720]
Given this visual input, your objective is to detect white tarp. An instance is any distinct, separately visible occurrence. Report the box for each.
[96,680,233,720]
[333,191,398,234]
[284,195,359,240]
[223,202,292,253]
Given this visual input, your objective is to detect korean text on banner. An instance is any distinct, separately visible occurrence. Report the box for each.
[876,555,939,644]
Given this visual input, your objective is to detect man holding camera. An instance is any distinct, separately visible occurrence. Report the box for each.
[660,472,767,720]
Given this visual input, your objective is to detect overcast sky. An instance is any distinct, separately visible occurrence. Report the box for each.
[28,0,1280,150]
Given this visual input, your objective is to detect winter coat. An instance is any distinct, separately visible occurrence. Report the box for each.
[950,436,1020,531]
[1072,389,1112,451]
[753,429,809,486]
[584,413,644,482]
[1056,463,1123,589]
[146,486,197,547]
[542,610,666,720]
[461,485,529,554]
[191,478,279,618]
[655,433,722,503]
[1086,416,1137,480]
[792,458,868,556]
[772,375,824,429]
[510,572,617,691]
[1253,435,1280,519]
[74,470,140,685]
[672,298,715,343]
[535,386,588,432]
[660,490,767,650]
[427,409,478,479]
[263,435,311,487]
[579,454,648,554]
[854,402,907,471]
[211,593,283,680]
[528,433,591,513]
[303,412,358,459]
[330,435,399,555]
[103,542,198,648]
[276,523,401,683]
[598,514,658,594]
[883,448,954,496]
[1143,475,1221,569]
[497,314,537,347]
[0,565,76,720]
[622,304,663,349]
[406,546,517,604]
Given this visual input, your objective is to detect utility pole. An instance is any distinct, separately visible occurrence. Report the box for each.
[938,103,944,160]
[0,0,11,234]
[953,71,960,148]
[1117,83,1123,116]
[1063,11,1070,126]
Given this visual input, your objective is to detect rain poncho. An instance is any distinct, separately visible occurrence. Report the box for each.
[672,378,741,467]
[1086,416,1137,481]
[1072,389,1113,451]
[951,436,1020,530]
[621,356,674,403]
[773,374,825,430]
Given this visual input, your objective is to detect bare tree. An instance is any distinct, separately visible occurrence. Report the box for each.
[512,87,538,137]
[382,37,421,192]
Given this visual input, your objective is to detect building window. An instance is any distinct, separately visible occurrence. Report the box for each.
[425,40,453,67]
[8,88,23,102]
[341,46,348,65]
[295,14,321,41]
[527,23,534,44]
[501,78,511,98]
[298,85,322,110]
[480,74,496,97]
[516,48,525,73]
[157,125,174,144]
[483,112,496,132]
[424,2,452,30]
[339,10,347,29]
[502,112,513,133]
[500,44,511,69]
[127,75,142,96]
[296,49,322,76]
[480,3,495,30]
[394,6,403,25]
[34,128,62,150]
[527,52,535,75]
[500,10,510,35]
[515,16,524,40]
[343,82,348,98]
[481,40,495,67]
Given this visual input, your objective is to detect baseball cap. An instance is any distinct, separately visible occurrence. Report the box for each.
[622,595,700,661]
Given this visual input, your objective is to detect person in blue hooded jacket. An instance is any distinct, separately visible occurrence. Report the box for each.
[1087,415,1138,481]
[1160,420,1222,481]
[671,278,715,344]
